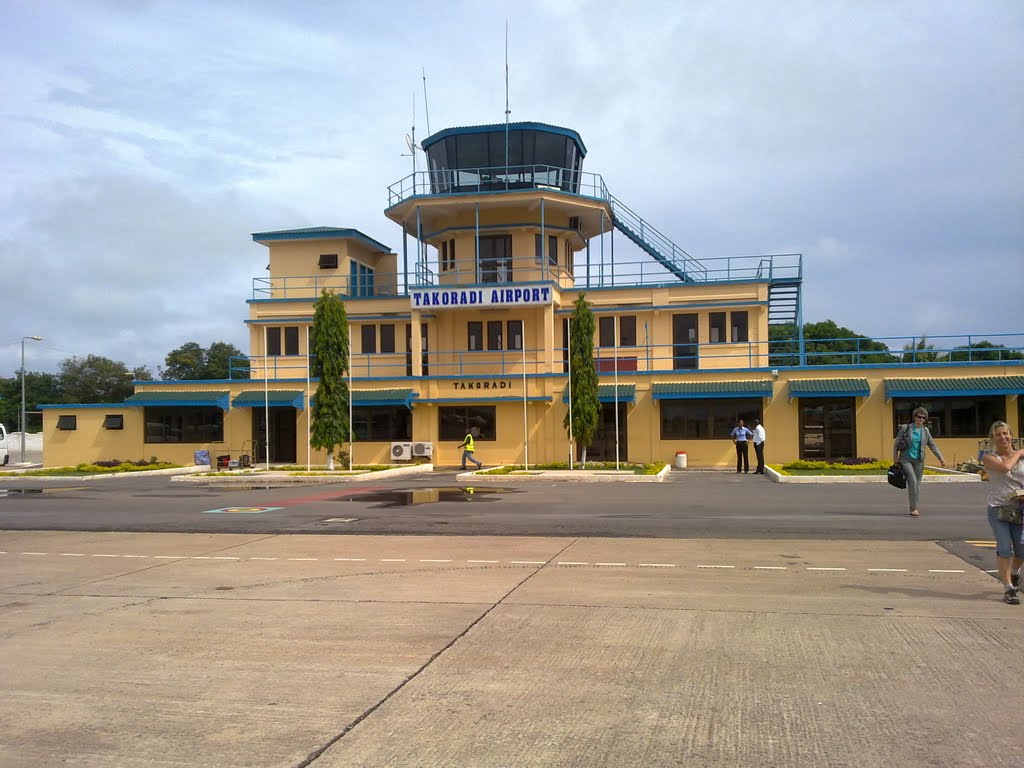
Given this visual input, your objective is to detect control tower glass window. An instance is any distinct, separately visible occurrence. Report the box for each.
[425,127,584,195]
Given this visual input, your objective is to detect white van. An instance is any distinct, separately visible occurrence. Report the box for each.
[0,423,8,466]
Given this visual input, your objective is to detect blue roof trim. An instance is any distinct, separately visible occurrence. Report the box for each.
[39,403,128,410]
[123,392,231,411]
[421,121,587,155]
[232,391,305,411]
[251,227,393,253]
[414,396,552,404]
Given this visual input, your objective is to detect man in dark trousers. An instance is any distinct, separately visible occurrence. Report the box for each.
[730,418,753,473]
[457,426,483,470]
[752,419,766,474]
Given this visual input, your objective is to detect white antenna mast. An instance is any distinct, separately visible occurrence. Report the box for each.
[504,19,511,184]
[422,67,431,137]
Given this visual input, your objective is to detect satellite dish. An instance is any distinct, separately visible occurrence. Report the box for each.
[404,133,418,154]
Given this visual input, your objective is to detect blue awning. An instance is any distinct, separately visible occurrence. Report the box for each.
[123,391,231,411]
[652,381,774,400]
[232,391,305,410]
[312,389,418,408]
[884,376,1024,401]
[562,384,636,404]
[788,378,870,400]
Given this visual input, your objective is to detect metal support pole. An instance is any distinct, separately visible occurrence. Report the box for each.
[21,335,42,464]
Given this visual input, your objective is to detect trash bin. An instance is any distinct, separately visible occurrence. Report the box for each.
[674,451,688,469]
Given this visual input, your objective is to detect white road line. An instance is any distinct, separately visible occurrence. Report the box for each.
[92,554,119,558]
[334,557,366,561]
[59,553,85,557]
[868,568,908,572]
[754,566,787,570]
[929,569,965,573]
[380,558,406,562]
[121,555,147,558]
[190,556,211,560]
[21,552,47,555]
[153,556,183,559]
[467,559,499,563]
[511,560,546,564]
[557,561,588,566]
[807,567,846,571]
[698,564,735,569]
[250,557,277,561]
[211,556,240,560]
[595,562,626,567]
[420,559,452,563]
[287,558,318,561]
[639,563,676,568]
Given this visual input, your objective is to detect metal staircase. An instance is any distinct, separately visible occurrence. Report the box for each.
[768,280,801,327]
[609,195,706,283]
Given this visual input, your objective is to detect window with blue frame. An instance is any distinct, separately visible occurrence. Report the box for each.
[352,406,411,442]
[660,399,763,440]
[349,260,375,297]
[892,397,1004,438]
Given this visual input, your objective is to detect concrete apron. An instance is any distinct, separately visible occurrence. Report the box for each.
[1,531,1021,768]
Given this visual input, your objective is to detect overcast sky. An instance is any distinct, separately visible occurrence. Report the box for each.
[2,0,1022,378]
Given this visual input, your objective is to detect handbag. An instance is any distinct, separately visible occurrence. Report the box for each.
[887,463,907,489]
[995,501,1024,525]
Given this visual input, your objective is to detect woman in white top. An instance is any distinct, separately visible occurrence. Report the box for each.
[981,421,1024,605]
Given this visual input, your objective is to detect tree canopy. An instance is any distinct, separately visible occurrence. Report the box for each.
[309,289,351,470]
[161,340,247,380]
[57,355,152,404]
[563,293,600,465]
[769,320,899,366]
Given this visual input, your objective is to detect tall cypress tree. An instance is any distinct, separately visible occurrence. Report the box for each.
[310,289,350,470]
[563,293,600,465]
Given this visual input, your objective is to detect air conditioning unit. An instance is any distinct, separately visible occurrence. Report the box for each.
[390,442,413,461]
[412,441,433,458]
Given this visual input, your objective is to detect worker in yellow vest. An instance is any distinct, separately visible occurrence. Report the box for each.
[457,426,483,470]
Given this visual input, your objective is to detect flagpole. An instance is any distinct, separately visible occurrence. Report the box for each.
[305,325,311,472]
[567,310,573,470]
[614,319,620,471]
[348,323,353,472]
[522,319,528,470]
[263,326,270,472]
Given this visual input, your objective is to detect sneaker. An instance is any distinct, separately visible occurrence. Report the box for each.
[1004,588,1020,605]
[1012,571,1021,589]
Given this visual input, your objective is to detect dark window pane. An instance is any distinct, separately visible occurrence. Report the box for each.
[103,414,124,430]
[893,396,1004,438]
[284,327,299,356]
[619,316,636,347]
[352,406,411,441]
[56,414,77,430]
[660,399,762,440]
[144,407,223,443]
[549,235,557,266]
[507,320,523,351]
[731,312,748,343]
[709,312,726,344]
[487,320,503,351]
[599,317,615,347]
[361,325,377,354]
[266,327,282,356]
[468,322,483,351]
[318,254,338,269]
[439,406,497,441]
[380,324,396,354]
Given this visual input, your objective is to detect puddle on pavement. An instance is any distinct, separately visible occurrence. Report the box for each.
[342,486,519,507]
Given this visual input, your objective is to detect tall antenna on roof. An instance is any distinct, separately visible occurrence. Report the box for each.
[422,67,431,137]
[504,19,511,186]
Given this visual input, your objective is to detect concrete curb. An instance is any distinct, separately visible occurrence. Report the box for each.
[456,464,672,482]
[171,463,435,484]
[0,465,211,483]
[767,467,983,483]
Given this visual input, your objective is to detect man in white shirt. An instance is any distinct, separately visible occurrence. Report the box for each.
[752,419,766,475]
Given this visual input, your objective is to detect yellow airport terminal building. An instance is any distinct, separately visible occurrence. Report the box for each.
[42,121,1024,469]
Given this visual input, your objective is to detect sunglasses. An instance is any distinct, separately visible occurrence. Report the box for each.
[914,415,927,420]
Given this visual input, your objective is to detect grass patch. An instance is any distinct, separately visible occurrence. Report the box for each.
[481,462,664,476]
[772,460,941,476]
[2,462,179,477]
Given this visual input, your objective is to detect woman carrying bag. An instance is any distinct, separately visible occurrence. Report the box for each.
[981,421,1024,605]
[893,407,945,517]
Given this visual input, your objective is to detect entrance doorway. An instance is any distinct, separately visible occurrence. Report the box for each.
[799,398,856,461]
[251,408,297,464]
[587,402,628,462]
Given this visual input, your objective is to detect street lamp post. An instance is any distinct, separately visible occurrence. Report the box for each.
[20,336,42,464]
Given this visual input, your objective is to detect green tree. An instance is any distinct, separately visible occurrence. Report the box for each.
[946,340,1024,362]
[309,289,350,470]
[901,336,942,363]
[0,372,61,432]
[58,355,144,403]
[161,341,247,379]
[563,293,600,465]
[768,320,898,366]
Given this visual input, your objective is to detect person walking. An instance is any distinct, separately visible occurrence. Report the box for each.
[981,421,1024,604]
[893,407,945,517]
[751,419,766,474]
[731,418,753,474]
[457,426,483,471]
